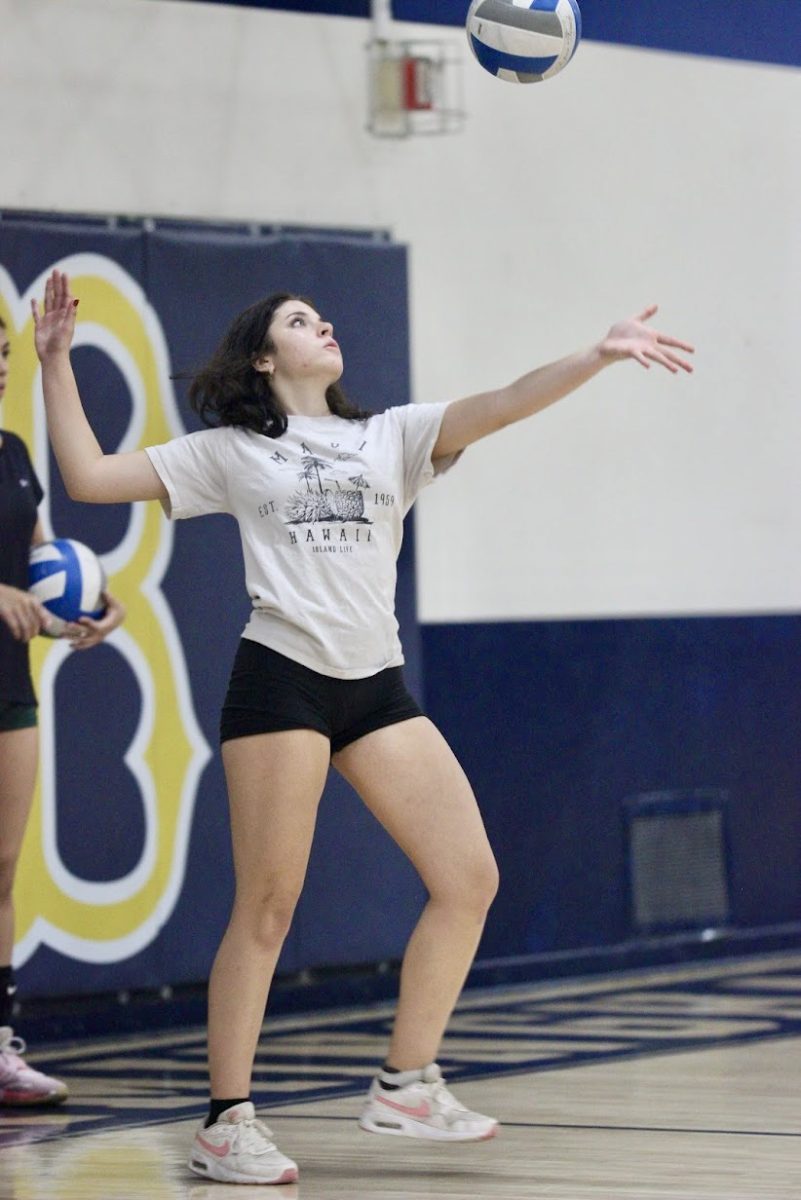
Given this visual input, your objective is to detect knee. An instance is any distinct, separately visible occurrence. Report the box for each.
[471,854,500,916]
[436,852,499,920]
[233,887,301,953]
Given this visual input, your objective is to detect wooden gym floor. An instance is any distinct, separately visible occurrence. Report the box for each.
[1,950,799,1199]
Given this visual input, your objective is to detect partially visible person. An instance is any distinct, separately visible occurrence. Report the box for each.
[0,314,126,1105]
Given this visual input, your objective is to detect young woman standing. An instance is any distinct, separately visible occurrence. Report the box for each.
[0,314,125,1107]
[32,269,692,1183]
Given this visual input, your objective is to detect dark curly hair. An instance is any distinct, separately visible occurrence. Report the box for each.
[185,293,371,438]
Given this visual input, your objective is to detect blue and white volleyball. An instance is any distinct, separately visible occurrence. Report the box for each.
[28,538,106,623]
[466,0,582,83]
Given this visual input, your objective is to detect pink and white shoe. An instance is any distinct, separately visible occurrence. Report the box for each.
[188,1101,299,1185]
[359,1063,498,1142]
[0,1026,68,1106]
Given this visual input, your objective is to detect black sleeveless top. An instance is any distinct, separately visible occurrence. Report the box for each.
[0,430,44,704]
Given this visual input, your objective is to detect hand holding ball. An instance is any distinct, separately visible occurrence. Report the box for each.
[466,0,582,83]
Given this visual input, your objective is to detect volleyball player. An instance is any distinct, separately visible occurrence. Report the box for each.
[32,268,692,1182]
[0,314,125,1107]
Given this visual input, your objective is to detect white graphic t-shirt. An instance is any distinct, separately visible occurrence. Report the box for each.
[145,402,457,678]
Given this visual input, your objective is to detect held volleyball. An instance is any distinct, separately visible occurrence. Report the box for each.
[466,0,582,84]
[28,538,107,625]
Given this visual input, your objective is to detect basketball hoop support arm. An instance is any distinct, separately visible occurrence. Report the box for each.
[366,0,465,136]
[371,0,393,43]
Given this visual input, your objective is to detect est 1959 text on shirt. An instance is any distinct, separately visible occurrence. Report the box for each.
[145,402,458,679]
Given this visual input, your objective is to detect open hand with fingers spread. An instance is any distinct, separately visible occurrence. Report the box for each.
[600,305,695,373]
[31,269,79,361]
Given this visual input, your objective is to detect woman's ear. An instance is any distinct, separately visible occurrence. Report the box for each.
[253,354,274,377]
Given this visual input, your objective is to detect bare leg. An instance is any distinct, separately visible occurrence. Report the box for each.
[0,727,38,967]
[208,729,331,1098]
[334,717,498,1070]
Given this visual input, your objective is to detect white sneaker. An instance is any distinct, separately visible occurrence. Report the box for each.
[359,1063,498,1142]
[188,1101,298,1185]
[0,1026,68,1106]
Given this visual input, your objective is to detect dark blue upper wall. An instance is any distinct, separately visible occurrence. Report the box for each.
[197,1,801,68]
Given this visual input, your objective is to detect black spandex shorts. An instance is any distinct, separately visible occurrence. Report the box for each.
[0,701,38,732]
[220,639,424,753]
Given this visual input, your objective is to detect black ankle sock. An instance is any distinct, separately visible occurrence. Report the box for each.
[205,1097,250,1128]
[0,966,16,1029]
[379,1064,400,1091]
[378,1063,424,1091]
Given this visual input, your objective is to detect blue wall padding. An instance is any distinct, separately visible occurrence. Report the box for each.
[422,616,801,957]
[1,216,424,997]
[202,1,801,69]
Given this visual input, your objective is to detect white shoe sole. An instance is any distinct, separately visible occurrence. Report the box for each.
[359,1111,498,1142]
[188,1149,299,1185]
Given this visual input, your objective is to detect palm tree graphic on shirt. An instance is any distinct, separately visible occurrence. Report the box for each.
[285,455,372,525]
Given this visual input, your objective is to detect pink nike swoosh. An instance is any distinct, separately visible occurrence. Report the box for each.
[376,1094,432,1119]
[196,1134,231,1158]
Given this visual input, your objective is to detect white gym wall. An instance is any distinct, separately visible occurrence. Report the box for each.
[3,0,799,621]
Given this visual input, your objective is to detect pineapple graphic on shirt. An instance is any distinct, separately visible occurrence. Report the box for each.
[285,455,372,526]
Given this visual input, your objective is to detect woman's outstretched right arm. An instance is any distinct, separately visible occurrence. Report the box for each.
[32,269,167,504]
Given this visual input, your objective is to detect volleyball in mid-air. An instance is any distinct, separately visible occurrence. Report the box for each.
[29,538,107,624]
[466,0,582,84]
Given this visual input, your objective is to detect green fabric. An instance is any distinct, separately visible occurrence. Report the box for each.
[0,701,37,731]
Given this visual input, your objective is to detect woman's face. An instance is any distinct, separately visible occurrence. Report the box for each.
[257,299,343,384]
[0,327,10,402]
